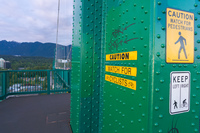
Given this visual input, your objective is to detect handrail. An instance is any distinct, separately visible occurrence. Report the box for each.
[0,69,71,101]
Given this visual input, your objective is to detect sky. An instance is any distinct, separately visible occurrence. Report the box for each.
[0,0,73,46]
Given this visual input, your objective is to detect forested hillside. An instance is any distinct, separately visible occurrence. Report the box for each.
[1,55,53,70]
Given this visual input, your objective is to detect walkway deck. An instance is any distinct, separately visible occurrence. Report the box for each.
[0,93,71,133]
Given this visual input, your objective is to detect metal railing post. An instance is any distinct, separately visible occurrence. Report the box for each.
[2,72,6,100]
[47,71,50,95]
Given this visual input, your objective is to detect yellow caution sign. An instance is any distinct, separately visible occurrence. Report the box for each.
[106,51,137,61]
[106,65,137,76]
[166,8,194,63]
[105,74,136,90]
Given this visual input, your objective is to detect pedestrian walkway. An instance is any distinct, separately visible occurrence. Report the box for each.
[0,93,71,133]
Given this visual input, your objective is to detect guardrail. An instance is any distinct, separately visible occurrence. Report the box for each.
[0,69,71,100]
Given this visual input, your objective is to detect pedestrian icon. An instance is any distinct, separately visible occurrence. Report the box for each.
[173,100,178,109]
[175,32,187,59]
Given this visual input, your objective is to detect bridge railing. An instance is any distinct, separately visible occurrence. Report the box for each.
[0,69,70,100]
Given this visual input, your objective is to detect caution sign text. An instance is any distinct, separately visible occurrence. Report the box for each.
[166,8,194,63]
[105,74,136,90]
[106,65,137,76]
[106,51,137,61]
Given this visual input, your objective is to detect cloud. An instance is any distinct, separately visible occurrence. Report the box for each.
[0,0,72,45]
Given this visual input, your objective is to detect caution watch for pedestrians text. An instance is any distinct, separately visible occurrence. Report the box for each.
[166,8,194,63]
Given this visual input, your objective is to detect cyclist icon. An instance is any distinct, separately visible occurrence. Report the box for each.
[175,32,187,59]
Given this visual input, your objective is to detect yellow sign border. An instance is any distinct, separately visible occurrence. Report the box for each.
[166,8,194,63]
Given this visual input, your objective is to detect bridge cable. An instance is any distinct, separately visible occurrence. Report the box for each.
[55,0,60,68]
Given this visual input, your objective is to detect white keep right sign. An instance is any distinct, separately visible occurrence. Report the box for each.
[170,72,190,115]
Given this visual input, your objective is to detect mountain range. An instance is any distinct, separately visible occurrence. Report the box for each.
[0,40,71,58]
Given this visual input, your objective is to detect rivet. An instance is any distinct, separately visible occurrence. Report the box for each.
[194,47,197,51]
[156,71,160,75]
[156,52,160,57]
[155,88,159,92]
[157,17,161,20]
[161,27,165,30]
[161,44,165,48]
[155,106,159,110]
[160,97,164,101]
[159,114,163,118]
[192,110,196,113]
[162,10,166,14]
[157,34,161,38]
[194,4,198,7]
[158,1,161,5]
[160,80,164,83]
[154,123,158,126]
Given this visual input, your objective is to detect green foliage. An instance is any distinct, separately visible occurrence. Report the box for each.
[0,55,53,70]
